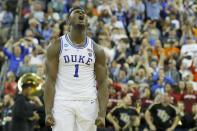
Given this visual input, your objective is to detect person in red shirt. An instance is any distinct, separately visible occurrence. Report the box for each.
[121,82,140,106]
[171,81,185,103]
[164,83,177,105]
[141,87,154,112]
[108,87,119,109]
[181,82,197,114]
[4,72,17,95]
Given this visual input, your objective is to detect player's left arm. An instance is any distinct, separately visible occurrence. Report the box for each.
[94,43,109,127]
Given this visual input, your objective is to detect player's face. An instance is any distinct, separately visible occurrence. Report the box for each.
[69,9,88,27]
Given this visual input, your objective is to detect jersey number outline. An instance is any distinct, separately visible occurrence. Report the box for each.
[74,64,79,77]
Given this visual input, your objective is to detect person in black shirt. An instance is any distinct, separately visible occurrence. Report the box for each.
[10,82,39,131]
[107,95,140,131]
[145,93,179,131]
[2,94,14,131]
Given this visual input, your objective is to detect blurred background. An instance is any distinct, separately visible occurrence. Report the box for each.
[0,0,197,131]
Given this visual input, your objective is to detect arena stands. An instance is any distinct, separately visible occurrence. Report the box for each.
[0,0,197,131]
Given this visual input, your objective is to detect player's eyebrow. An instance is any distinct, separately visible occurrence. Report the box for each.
[74,9,85,14]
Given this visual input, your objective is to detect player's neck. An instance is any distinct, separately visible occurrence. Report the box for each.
[69,29,86,45]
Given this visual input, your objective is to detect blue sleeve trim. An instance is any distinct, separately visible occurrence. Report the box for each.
[59,37,63,56]
[91,40,96,59]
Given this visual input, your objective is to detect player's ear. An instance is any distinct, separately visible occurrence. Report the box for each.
[66,14,70,25]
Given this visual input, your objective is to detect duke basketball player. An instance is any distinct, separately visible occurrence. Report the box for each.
[44,7,109,131]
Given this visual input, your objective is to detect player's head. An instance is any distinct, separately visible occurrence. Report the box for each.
[67,6,88,29]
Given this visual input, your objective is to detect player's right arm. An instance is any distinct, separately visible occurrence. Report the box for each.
[44,39,60,126]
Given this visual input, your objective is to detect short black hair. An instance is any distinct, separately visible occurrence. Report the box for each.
[22,79,35,89]
[22,83,33,89]
[68,6,84,18]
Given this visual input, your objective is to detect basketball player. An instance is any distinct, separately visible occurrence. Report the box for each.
[44,7,109,131]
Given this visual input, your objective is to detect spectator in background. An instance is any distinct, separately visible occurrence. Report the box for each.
[145,93,179,131]
[26,19,42,42]
[111,1,129,27]
[144,20,161,41]
[107,95,140,131]
[29,45,46,67]
[11,82,39,131]
[4,72,17,95]
[42,23,53,45]
[181,36,197,56]
[16,55,37,78]
[164,40,180,59]
[86,2,98,32]
[2,39,29,73]
[32,2,44,23]
[181,82,197,115]
[133,61,151,84]
[97,0,111,15]
[165,60,180,85]
[114,42,130,66]
[130,0,145,22]
[141,87,153,112]
[2,94,14,131]
[153,40,163,60]
[46,7,60,26]
[0,4,13,44]
[42,22,53,45]
[171,81,185,103]
[47,0,64,19]
[144,0,160,20]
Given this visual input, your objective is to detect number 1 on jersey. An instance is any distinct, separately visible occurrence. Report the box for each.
[74,64,79,77]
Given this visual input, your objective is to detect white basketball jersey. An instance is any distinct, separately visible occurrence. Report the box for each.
[54,34,97,101]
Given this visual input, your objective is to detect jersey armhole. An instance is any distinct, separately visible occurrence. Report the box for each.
[59,37,63,56]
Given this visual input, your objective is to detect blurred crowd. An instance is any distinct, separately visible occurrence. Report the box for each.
[0,0,197,131]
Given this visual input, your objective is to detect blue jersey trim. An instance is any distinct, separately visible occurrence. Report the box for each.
[65,34,88,49]
[59,37,63,56]
[91,40,96,59]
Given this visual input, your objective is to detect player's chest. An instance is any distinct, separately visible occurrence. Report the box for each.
[60,48,95,65]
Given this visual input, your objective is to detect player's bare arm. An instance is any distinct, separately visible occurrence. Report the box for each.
[44,38,60,126]
[94,43,109,127]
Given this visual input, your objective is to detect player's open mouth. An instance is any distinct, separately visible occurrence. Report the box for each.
[79,15,84,20]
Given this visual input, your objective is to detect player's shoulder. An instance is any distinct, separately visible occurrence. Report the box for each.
[92,42,104,55]
[47,37,60,57]
[92,42,106,62]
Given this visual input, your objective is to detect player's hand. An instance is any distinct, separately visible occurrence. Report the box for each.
[45,113,55,126]
[149,124,156,131]
[95,116,105,128]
